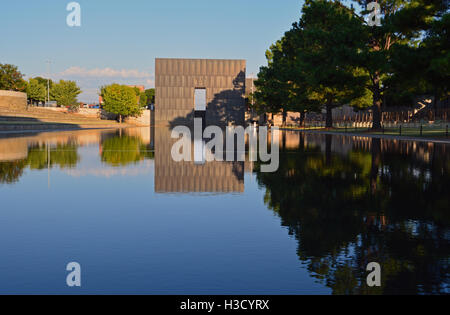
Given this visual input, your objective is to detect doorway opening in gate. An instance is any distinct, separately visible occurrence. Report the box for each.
[194,88,206,128]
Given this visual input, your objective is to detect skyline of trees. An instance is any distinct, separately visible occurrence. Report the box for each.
[2,0,448,127]
[253,0,449,129]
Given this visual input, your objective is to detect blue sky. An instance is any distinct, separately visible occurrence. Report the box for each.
[0,0,304,102]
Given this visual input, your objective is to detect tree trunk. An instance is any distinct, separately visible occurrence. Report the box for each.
[371,74,383,130]
[325,134,332,165]
[326,98,333,129]
[432,92,438,121]
[282,110,287,127]
[119,115,122,124]
[299,133,305,149]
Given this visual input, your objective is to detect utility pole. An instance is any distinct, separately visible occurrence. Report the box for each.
[46,60,52,106]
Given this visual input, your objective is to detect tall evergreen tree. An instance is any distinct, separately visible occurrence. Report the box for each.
[295,0,372,128]
[255,0,372,128]
[353,0,446,128]
[253,40,292,121]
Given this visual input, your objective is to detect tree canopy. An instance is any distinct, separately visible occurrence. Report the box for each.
[50,80,82,110]
[255,0,372,128]
[0,64,26,92]
[145,88,155,105]
[254,0,449,129]
[100,84,142,123]
[26,78,46,103]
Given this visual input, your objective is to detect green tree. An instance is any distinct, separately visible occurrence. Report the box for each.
[0,64,26,91]
[293,0,371,128]
[420,12,450,113]
[351,0,445,129]
[256,0,446,128]
[101,84,142,123]
[50,80,81,110]
[145,88,155,105]
[33,77,53,101]
[255,0,372,128]
[130,87,148,107]
[33,76,53,89]
[254,41,292,120]
[139,91,148,107]
[26,78,46,104]
[278,28,322,125]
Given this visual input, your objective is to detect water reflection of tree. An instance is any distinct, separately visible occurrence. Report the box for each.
[26,144,79,170]
[0,132,155,184]
[0,160,27,184]
[256,134,450,294]
[101,135,154,167]
[0,143,80,184]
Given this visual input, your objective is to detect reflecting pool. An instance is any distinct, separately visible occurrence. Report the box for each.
[0,127,448,294]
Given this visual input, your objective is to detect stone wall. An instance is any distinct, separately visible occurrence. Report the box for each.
[77,108,101,118]
[0,90,27,111]
[32,107,151,126]
[125,109,151,126]
[78,108,151,125]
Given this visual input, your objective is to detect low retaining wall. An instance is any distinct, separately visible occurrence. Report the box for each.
[75,108,150,125]
[0,90,27,111]
[125,110,151,126]
[5,105,151,126]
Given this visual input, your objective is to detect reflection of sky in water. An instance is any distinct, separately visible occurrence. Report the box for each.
[0,128,448,294]
[0,128,327,294]
[65,145,154,178]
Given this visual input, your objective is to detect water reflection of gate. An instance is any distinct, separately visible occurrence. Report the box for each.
[154,127,244,193]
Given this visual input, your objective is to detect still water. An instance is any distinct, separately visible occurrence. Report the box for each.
[0,127,448,294]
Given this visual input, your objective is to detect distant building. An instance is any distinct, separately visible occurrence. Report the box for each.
[245,78,256,100]
[128,85,145,92]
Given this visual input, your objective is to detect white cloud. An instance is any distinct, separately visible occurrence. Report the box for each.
[46,66,155,103]
[59,66,152,79]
